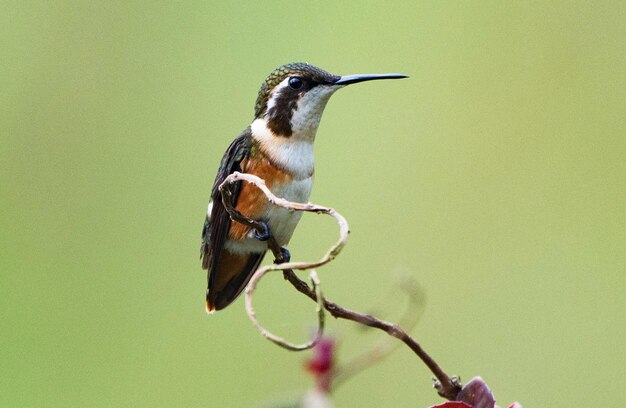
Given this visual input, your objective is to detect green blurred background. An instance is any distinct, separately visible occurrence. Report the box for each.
[1,1,624,407]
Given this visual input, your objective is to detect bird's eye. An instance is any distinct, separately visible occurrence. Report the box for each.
[288,77,303,89]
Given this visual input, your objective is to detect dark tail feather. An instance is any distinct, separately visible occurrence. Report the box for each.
[206,251,265,312]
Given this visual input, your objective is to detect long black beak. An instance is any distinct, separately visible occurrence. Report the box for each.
[334,73,408,86]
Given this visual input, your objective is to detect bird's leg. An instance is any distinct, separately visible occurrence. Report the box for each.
[253,220,272,241]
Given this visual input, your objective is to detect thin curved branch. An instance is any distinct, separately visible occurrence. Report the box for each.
[245,269,325,351]
[218,172,461,401]
[218,172,350,270]
[219,172,349,351]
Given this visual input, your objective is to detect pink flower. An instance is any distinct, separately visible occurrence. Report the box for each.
[306,338,336,393]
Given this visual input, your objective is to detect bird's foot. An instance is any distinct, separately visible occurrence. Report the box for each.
[254,221,272,241]
[274,247,291,264]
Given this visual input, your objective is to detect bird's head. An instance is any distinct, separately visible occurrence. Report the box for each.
[253,62,407,140]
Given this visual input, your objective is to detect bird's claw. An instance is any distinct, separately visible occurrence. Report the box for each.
[274,247,291,264]
[254,221,272,241]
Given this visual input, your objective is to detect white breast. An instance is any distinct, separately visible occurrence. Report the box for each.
[224,176,313,254]
[251,118,315,180]
[265,176,313,246]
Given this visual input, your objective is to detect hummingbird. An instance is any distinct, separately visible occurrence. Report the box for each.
[201,62,407,312]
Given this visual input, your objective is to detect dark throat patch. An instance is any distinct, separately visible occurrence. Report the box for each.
[265,87,302,137]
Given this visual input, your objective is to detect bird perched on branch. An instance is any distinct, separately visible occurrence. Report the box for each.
[201,62,407,312]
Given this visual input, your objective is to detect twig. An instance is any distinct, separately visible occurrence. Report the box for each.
[220,172,349,351]
[218,172,462,400]
[245,269,325,351]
